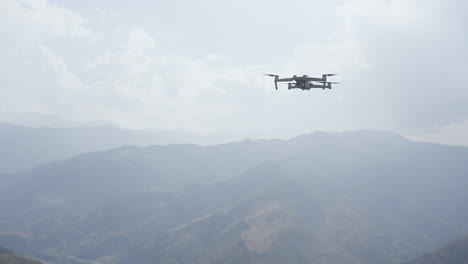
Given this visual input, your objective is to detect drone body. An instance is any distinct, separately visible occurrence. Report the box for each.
[265,74,339,90]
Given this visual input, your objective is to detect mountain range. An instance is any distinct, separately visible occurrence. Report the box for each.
[0,122,240,174]
[1,130,468,264]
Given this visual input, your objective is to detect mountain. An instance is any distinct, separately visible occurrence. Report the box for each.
[0,247,42,264]
[0,122,241,174]
[1,130,468,264]
[0,248,15,255]
[0,254,43,264]
[402,234,468,264]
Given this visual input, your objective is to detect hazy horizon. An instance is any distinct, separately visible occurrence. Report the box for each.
[0,110,467,147]
[2,0,468,143]
[2,2,468,263]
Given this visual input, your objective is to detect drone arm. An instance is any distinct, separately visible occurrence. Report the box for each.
[309,84,332,89]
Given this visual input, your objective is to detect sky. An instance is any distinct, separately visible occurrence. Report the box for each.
[1,0,468,142]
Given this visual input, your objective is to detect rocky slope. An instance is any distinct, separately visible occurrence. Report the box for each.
[403,234,468,264]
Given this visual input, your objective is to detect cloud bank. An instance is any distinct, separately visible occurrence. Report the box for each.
[1,0,468,141]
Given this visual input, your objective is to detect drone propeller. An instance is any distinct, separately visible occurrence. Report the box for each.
[264,73,280,90]
[264,73,279,77]
[324,73,338,76]
[316,81,341,84]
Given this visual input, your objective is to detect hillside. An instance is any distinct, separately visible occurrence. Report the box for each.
[0,255,42,264]
[1,131,468,264]
[0,122,239,174]
[403,234,468,264]
[0,247,42,264]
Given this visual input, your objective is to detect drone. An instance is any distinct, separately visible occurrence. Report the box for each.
[265,73,339,90]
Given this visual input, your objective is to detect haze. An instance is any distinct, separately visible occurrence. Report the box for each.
[1,0,467,143]
[2,2,468,264]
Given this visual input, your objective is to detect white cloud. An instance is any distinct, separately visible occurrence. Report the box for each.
[407,118,468,146]
[0,0,92,115]
[1,0,468,139]
[39,45,84,93]
[0,0,91,42]
[81,27,270,133]
[337,0,426,29]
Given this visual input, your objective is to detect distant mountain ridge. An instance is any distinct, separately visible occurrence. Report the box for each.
[1,130,468,264]
[0,122,241,174]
